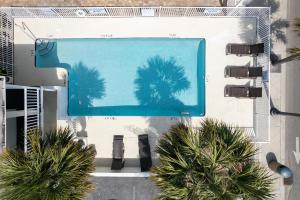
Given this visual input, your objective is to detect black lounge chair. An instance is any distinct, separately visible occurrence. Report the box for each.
[226,43,264,56]
[138,134,152,172]
[224,85,262,98]
[111,135,125,170]
[225,66,263,78]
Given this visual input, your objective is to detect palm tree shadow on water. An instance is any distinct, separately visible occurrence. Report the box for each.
[68,62,105,112]
[40,42,106,111]
[134,55,190,108]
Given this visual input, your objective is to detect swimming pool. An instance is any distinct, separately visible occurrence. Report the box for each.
[35,38,205,116]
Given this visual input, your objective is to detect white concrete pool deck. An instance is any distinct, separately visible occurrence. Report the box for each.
[14,17,257,165]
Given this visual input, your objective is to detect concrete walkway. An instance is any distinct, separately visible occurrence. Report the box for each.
[239,0,292,199]
[243,0,300,199]
[87,177,159,200]
[283,0,300,199]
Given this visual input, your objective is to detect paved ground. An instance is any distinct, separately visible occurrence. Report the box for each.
[257,0,300,198]
[0,0,219,7]
[283,0,300,199]
[244,0,300,199]
[239,0,288,198]
[87,177,159,200]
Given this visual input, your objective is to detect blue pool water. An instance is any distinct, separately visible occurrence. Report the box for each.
[35,38,205,116]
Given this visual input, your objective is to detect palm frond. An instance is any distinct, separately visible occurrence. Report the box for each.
[151,118,274,200]
[0,127,96,200]
[288,48,300,59]
[294,18,300,36]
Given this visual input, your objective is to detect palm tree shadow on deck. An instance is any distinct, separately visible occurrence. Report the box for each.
[66,116,88,138]
[239,0,289,62]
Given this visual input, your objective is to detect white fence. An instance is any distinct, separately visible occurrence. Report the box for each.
[25,88,40,152]
[1,7,268,18]
[0,12,13,79]
[5,85,40,152]
[0,7,271,142]
[227,0,244,7]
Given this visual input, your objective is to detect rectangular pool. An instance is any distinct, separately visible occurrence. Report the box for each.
[35,38,205,116]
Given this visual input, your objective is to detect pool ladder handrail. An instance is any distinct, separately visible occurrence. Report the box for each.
[21,22,37,40]
[14,21,37,41]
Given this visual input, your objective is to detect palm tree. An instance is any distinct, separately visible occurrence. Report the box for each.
[151,119,274,200]
[0,128,96,200]
[272,18,300,65]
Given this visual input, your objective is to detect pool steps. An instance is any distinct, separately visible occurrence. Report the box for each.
[36,39,55,56]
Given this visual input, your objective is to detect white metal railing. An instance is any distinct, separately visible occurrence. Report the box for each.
[5,85,41,151]
[227,0,244,7]
[14,21,37,41]
[24,88,40,152]
[0,7,268,18]
[0,77,5,153]
[0,6,270,142]
[240,127,256,138]
[0,11,13,80]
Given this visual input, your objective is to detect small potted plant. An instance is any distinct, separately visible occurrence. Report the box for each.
[0,68,7,76]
